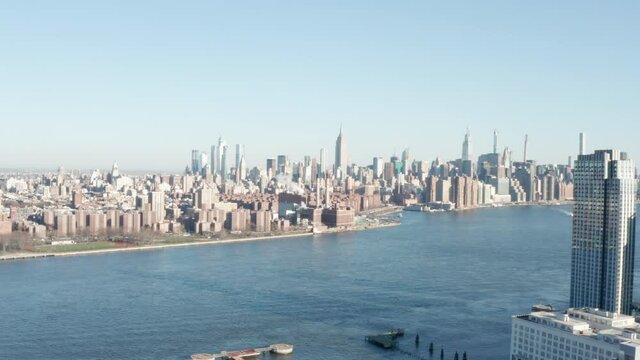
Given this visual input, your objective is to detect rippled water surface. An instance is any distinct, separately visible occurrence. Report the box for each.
[2,205,630,360]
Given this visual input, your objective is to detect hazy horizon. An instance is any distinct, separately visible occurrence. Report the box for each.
[2,1,638,170]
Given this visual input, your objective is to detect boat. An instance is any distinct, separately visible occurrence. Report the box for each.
[532,304,555,312]
[270,344,293,355]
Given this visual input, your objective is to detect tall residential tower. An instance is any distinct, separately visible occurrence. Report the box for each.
[493,130,498,154]
[235,144,244,171]
[579,132,587,155]
[570,150,637,314]
[319,148,327,177]
[217,137,227,178]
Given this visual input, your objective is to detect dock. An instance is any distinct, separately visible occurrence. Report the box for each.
[0,253,54,261]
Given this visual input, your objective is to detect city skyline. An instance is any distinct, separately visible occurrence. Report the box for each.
[2,1,639,169]
[3,2,640,359]
[0,128,628,173]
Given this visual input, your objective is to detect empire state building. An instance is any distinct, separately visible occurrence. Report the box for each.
[335,126,347,179]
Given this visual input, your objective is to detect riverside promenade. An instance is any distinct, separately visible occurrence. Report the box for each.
[0,220,400,262]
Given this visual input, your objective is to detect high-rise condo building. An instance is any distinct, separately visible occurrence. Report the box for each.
[579,132,587,156]
[493,130,498,154]
[217,137,227,178]
[335,126,347,178]
[319,148,327,177]
[148,191,165,223]
[236,155,246,183]
[235,144,244,171]
[570,150,636,314]
[214,145,218,173]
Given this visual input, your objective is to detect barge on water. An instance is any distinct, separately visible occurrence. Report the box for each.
[191,343,293,360]
[365,328,405,349]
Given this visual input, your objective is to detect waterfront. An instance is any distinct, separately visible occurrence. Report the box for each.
[0,205,626,359]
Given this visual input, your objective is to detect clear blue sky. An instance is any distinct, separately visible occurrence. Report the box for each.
[1,0,638,171]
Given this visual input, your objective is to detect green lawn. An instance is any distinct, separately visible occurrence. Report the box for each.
[34,242,126,253]
[155,236,200,244]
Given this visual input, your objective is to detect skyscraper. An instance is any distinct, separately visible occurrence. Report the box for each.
[513,161,536,202]
[266,158,276,178]
[373,157,384,179]
[493,130,498,154]
[149,191,165,223]
[401,148,411,175]
[214,145,218,174]
[235,144,244,171]
[200,151,209,174]
[236,155,247,183]
[217,137,227,178]
[461,129,474,176]
[319,148,327,177]
[191,149,201,175]
[570,150,637,314]
[335,126,347,178]
[579,132,587,155]
[277,155,287,175]
[111,161,120,178]
[462,128,472,161]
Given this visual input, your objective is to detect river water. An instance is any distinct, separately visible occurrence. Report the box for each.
[0,205,626,359]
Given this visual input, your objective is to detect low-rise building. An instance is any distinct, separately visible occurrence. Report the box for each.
[321,208,355,227]
[511,307,640,360]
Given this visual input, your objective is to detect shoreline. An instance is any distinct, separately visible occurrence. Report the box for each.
[0,222,400,262]
[404,200,575,213]
[453,200,575,212]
